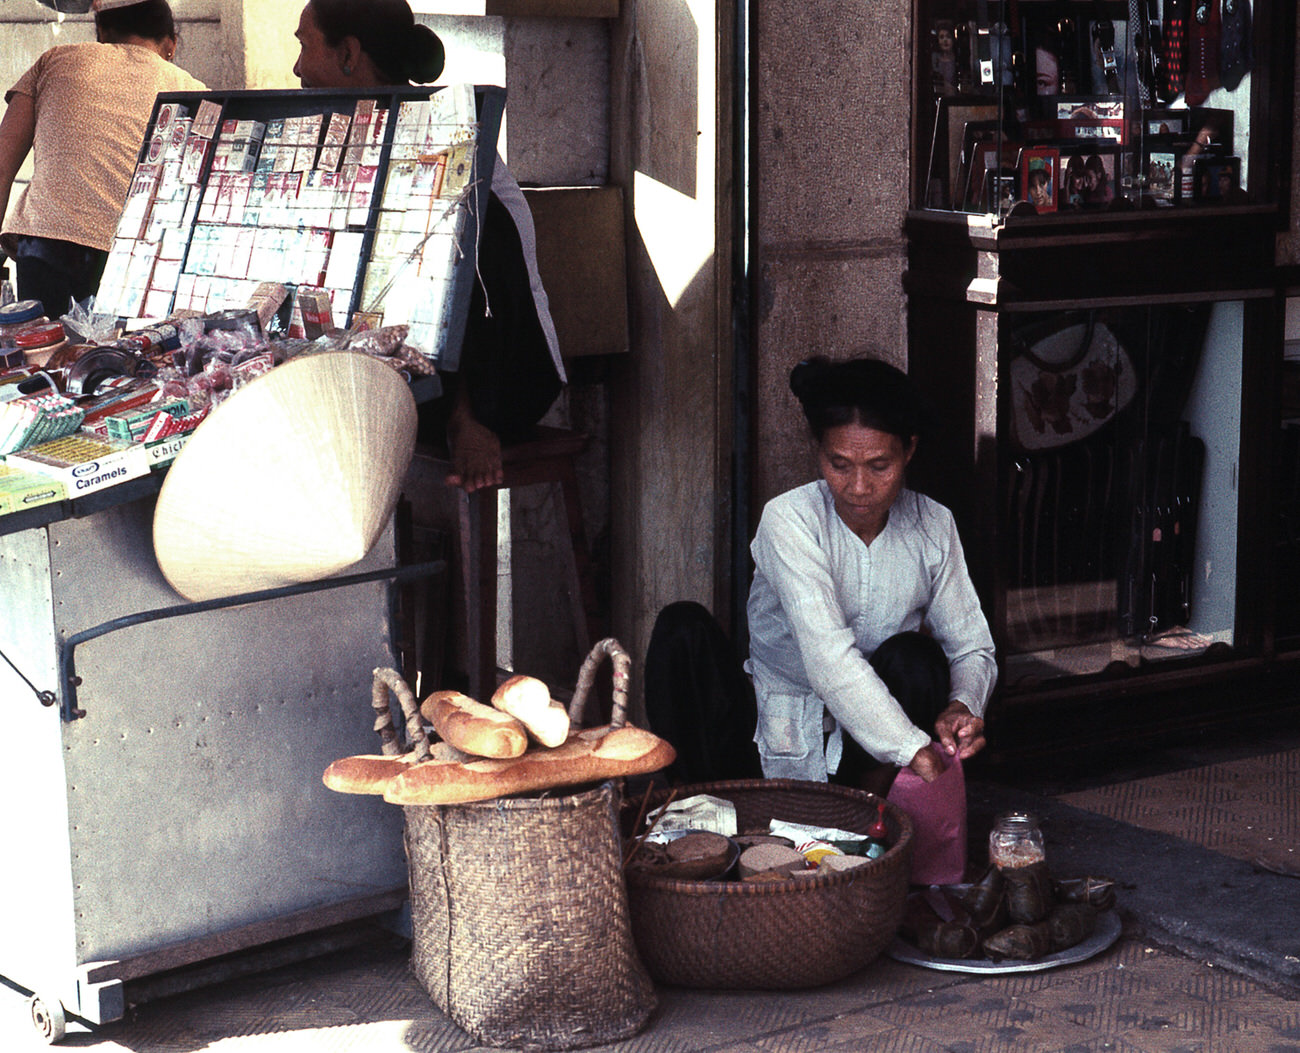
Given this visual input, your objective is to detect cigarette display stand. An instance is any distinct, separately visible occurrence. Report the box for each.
[0,84,503,1041]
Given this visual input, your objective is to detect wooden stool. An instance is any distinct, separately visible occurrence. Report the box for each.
[422,426,599,701]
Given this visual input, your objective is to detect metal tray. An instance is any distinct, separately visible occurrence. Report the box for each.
[887,903,1123,975]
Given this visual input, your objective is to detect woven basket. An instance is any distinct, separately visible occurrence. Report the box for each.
[622,779,913,989]
[372,643,656,1050]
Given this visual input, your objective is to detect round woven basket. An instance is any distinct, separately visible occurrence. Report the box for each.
[622,779,913,989]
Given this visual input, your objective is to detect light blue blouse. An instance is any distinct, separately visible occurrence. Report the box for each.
[746,482,997,778]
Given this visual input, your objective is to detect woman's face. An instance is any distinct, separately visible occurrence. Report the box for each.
[817,421,916,541]
[293,4,345,88]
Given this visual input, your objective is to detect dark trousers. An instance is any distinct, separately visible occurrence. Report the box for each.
[416,192,563,447]
[643,601,950,787]
[13,236,107,317]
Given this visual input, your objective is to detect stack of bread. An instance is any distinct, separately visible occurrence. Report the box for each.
[324,673,676,805]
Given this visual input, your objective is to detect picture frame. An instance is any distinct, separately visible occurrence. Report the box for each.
[926,99,999,209]
[1142,108,1189,137]
[958,119,1007,210]
[1142,144,1183,205]
[1020,145,1060,212]
[1058,144,1118,210]
[985,166,1020,214]
[1191,155,1244,204]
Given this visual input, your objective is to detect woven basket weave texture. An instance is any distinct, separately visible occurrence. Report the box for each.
[405,780,656,1050]
[623,779,914,989]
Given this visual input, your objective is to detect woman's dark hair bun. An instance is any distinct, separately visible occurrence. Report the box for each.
[404,24,446,84]
[790,354,936,444]
[788,356,836,406]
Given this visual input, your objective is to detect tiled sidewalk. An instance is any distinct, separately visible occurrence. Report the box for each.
[4,926,1299,1053]
[5,730,1300,1052]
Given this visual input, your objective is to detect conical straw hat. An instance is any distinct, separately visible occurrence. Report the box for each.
[153,351,417,602]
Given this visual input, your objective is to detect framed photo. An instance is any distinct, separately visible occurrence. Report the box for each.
[1020,146,1059,212]
[1192,155,1244,204]
[1052,97,1125,122]
[1058,145,1117,209]
[1142,108,1189,137]
[1143,145,1182,204]
[985,166,1020,214]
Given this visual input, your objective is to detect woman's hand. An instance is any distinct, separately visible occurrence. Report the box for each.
[933,701,985,760]
[907,744,944,782]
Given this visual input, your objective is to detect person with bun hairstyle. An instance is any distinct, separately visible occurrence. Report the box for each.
[292,0,565,493]
[745,356,996,786]
[0,0,205,315]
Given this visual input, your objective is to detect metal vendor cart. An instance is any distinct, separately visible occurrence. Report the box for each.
[0,483,437,1042]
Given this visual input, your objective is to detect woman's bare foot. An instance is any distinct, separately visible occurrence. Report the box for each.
[445,398,504,492]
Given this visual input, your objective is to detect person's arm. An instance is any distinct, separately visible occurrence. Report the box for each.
[920,503,997,760]
[751,496,932,771]
[0,93,36,236]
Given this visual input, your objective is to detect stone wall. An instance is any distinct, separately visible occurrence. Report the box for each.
[749,0,913,510]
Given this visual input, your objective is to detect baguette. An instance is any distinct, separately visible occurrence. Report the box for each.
[421,689,529,759]
[384,723,677,805]
[323,753,417,795]
[490,674,570,747]
[323,741,472,795]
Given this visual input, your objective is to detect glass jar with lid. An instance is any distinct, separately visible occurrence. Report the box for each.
[988,811,1045,871]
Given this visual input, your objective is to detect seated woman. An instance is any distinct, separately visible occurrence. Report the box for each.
[747,356,996,787]
[645,356,995,789]
[291,0,565,493]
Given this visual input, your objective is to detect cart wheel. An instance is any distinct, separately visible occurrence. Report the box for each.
[29,993,67,1044]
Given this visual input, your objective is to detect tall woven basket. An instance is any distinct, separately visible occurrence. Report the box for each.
[380,641,656,1051]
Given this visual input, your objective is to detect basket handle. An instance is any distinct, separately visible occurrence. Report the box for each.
[371,667,432,761]
[568,637,631,729]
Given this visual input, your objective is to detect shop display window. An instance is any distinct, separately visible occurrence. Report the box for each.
[914,0,1261,215]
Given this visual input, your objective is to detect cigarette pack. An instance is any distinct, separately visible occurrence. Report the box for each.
[165,117,191,162]
[191,99,223,139]
[118,164,160,240]
[439,144,473,198]
[324,229,365,291]
[318,111,351,171]
[181,134,211,184]
[153,101,189,138]
[348,164,379,226]
[0,462,66,517]
[295,286,335,338]
[6,434,150,498]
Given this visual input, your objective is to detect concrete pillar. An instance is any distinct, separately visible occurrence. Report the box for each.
[609,0,734,715]
[750,0,913,508]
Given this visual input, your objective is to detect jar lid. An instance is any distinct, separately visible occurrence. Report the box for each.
[0,299,45,325]
[15,321,66,348]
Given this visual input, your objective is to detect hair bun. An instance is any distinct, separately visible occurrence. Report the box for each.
[788,356,834,405]
[405,24,446,84]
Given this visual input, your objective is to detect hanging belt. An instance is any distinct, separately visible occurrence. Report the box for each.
[1090,0,1121,95]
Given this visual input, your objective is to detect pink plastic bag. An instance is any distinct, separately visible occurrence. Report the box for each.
[886,745,967,886]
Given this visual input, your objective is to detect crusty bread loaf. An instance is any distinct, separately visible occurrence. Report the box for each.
[383,723,677,805]
[323,754,418,795]
[490,674,570,747]
[420,690,529,759]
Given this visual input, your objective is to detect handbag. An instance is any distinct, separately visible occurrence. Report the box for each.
[1006,312,1136,452]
